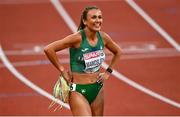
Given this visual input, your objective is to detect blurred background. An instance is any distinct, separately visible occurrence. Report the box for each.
[0,0,180,116]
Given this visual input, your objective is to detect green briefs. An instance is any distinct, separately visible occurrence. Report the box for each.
[70,82,103,104]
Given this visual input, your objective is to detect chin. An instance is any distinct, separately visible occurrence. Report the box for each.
[87,27,101,32]
[93,27,101,32]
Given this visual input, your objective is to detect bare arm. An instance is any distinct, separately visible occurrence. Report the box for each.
[97,32,122,82]
[44,33,81,82]
[102,31,122,70]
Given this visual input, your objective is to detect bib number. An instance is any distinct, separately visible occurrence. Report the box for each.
[83,50,105,73]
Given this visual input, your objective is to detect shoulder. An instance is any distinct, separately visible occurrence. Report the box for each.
[63,31,82,48]
[65,31,81,42]
[99,31,112,45]
[62,31,81,45]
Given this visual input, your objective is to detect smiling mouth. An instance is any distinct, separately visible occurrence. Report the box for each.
[94,23,101,28]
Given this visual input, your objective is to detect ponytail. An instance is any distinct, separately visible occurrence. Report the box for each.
[77,15,86,31]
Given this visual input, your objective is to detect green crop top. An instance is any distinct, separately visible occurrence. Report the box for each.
[69,30,105,73]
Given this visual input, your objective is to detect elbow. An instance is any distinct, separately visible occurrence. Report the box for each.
[43,46,49,54]
[44,45,53,54]
[116,47,122,58]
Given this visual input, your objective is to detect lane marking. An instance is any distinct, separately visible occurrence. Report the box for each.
[50,0,180,108]
[0,0,119,4]
[0,0,49,4]
[60,0,119,2]
[1,0,179,110]
[125,0,180,51]
[3,47,179,55]
[0,45,70,109]
[51,0,77,32]
[1,52,180,68]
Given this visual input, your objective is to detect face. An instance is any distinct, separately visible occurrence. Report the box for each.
[84,9,103,32]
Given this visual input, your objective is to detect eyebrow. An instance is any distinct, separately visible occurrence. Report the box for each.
[91,14,102,18]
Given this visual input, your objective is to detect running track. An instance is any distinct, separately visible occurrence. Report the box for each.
[0,0,180,116]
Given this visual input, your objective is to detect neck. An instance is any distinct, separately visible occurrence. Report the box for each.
[84,28,97,40]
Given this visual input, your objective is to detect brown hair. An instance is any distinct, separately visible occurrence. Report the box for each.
[77,6,99,31]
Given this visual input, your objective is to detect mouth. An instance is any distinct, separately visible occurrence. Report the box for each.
[94,23,101,28]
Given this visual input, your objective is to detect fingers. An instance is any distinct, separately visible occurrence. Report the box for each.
[97,73,105,83]
[61,71,71,83]
[97,72,110,83]
[97,78,103,83]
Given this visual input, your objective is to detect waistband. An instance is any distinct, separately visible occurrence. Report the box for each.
[69,82,103,91]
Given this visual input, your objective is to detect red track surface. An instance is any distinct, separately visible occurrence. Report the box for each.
[0,0,180,116]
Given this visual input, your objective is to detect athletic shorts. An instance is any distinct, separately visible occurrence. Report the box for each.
[70,82,103,104]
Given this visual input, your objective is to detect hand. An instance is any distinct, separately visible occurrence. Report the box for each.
[59,66,72,84]
[97,72,110,83]
[61,71,72,84]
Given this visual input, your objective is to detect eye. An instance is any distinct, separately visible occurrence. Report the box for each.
[91,15,102,19]
[92,15,97,19]
[98,15,102,19]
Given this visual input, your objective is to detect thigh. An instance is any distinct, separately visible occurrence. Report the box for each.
[90,87,104,116]
[69,91,92,116]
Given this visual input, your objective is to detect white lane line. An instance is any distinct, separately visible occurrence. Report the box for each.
[0,0,119,4]
[0,45,70,109]
[50,0,180,108]
[102,63,180,108]
[1,52,180,69]
[125,0,180,51]
[4,47,179,55]
[60,0,119,2]
[0,0,49,4]
[51,0,77,32]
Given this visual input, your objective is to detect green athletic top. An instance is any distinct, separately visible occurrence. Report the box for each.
[69,30,105,73]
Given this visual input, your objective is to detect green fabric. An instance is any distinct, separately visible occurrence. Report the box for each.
[69,29,104,73]
[75,82,103,104]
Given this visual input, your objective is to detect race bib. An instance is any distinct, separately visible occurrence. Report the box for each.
[83,50,105,73]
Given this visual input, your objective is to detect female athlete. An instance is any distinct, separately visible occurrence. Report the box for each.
[44,6,122,116]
